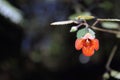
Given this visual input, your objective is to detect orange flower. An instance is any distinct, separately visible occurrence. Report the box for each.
[75,33,99,56]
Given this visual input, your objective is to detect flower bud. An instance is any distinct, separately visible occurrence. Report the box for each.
[70,26,78,32]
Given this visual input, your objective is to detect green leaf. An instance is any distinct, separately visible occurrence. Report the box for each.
[88,28,95,38]
[110,70,120,79]
[115,73,120,79]
[76,28,95,38]
[77,28,87,38]
[111,70,118,77]
[103,72,110,79]
[69,11,92,20]
[102,22,119,29]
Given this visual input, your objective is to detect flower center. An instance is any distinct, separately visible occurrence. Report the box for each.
[83,39,91,47]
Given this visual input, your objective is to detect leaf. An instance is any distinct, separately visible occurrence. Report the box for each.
[101,22,119,29]
[50,20,75,25]
[69,11,93,20]
[88,28,95,38]
[77,28,87,38]
[103,72,110,79]
[115,73,120,79]
[111,70,118,77]
[76,28,95,38]
[76,16,95,20]
[110,70,120,79]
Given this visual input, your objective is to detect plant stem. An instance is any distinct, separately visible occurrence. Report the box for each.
[97,19,120,22]
[91,19,120,34]
[106,45,118,71]
[91,26,120,34]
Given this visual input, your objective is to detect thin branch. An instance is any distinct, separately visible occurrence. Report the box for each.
[105,45,118,71]
[97,19,120,22]
[91,26,120,34]
[91,20,99,27]
[91,19,120,34]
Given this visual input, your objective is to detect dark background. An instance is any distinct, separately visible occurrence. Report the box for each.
[0,0,120,80]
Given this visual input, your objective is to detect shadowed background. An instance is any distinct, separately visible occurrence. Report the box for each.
[0,0,120,80]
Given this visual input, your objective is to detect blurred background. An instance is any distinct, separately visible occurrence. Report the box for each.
[0,0,120,80]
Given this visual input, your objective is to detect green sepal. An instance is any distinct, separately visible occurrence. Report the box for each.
[76,28,95,38]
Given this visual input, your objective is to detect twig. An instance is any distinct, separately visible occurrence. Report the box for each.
[97,19,120,22]
[91,26,120,34]
[105,45,118,71]
[91,20,99,27]
[91,19,120,34]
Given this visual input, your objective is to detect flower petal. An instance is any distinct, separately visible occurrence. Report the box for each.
[92,39,99,50]
[75,39,84,50]
[82,46,94,56]
[83,33,95,39]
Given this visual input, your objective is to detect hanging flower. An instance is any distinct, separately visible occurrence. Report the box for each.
[75,33,99,56]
